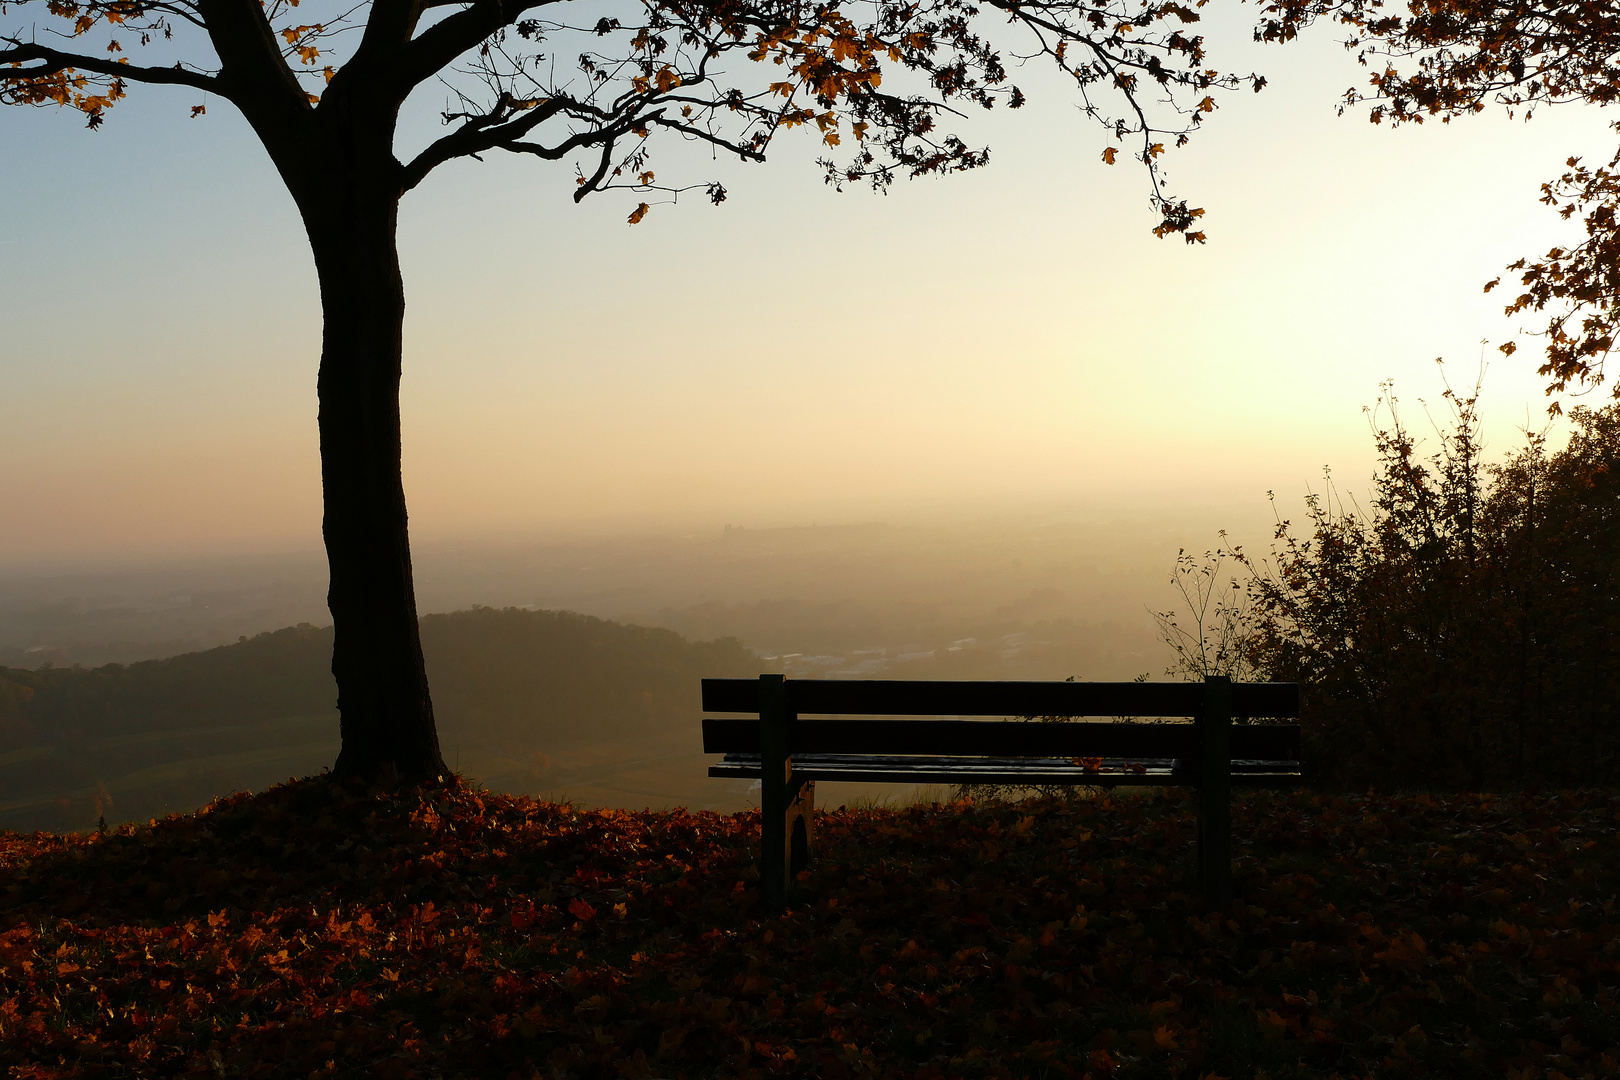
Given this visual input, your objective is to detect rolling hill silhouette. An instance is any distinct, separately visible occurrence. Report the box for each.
[0,607,758,832]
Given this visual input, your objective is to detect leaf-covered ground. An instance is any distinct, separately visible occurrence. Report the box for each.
[2,780,1617,1079]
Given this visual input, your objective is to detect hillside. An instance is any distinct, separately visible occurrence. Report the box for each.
[3,780,1616,1078]
[0,608,758,833]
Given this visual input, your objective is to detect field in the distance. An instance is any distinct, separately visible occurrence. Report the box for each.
[2,781,1617,1079]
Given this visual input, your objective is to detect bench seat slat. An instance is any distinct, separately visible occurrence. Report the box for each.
[708,752,1302,788]
[702,678,1299,719]
[702,717,1301,759]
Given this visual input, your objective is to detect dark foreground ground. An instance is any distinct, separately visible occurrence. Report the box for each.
[1,780,1617,1079]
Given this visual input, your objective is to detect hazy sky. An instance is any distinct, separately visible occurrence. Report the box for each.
[4,5,1615,566]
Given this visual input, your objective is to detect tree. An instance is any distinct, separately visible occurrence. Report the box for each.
[3,0,1260,781]
[1226,376,1620,790]
[1264,0,1620,402]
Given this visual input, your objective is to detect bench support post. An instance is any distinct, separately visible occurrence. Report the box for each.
[787,778,815,880]
[1197,675,1233,910]
[759,674,807,912]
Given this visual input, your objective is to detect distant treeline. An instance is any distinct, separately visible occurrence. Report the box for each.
[0,624,336,744]
[0,608,757,831]
[0,608,755,744]
[420,606,756,745]
[1212,392,1620,791]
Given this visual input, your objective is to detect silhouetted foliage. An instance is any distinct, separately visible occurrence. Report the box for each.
[1223,381,1620,790]
[1269,0,1620,401]
[1153,541,1260,682]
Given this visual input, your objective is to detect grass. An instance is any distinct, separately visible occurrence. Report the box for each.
[1,778,1617,1079]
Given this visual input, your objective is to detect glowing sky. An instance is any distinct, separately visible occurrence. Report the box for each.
[3,7,1615,565]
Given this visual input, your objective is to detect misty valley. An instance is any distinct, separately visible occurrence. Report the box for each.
[0,601,1147,834]
[0,519,1180,832]
[8,384,1620,829]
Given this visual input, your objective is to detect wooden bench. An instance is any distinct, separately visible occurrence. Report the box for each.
[702,674,1301,910]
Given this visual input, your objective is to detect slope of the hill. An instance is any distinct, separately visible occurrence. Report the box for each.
[2,781,1616,1079]
[0,609,758,833]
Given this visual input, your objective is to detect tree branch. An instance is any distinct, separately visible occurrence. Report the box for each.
[0,41,221,94]
[350,0,427,77]
[399,94,572,189]
[648,114,766,162]
[397,0,556,90]
[573,138,618,200]
[191,0,314,130]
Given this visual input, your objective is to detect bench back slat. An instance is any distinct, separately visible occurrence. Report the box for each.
[702,717,1301,759]
[700,678,1298,719]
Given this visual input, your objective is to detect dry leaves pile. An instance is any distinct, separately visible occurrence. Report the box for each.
[2,779,1617,1079]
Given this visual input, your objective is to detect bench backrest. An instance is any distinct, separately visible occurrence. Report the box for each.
[701,677,1301,759]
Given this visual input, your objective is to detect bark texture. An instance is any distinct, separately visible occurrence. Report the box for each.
[283,93,447,783]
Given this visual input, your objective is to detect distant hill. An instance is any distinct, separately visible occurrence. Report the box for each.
[0,608,758,833]
[420,606,756,745]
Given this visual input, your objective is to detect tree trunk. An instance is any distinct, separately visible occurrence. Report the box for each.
[301,170,447,784]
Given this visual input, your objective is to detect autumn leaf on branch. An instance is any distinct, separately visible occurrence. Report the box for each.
[1270,0,1620,400]
[2,0,1270,239]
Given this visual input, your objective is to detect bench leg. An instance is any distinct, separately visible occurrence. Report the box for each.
[759,674,795,913]
[1197,784,1232,910]
[787,779,815,879]
[762,771,812,912]
[1198,676,1233,910]
[762,774,785,913]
